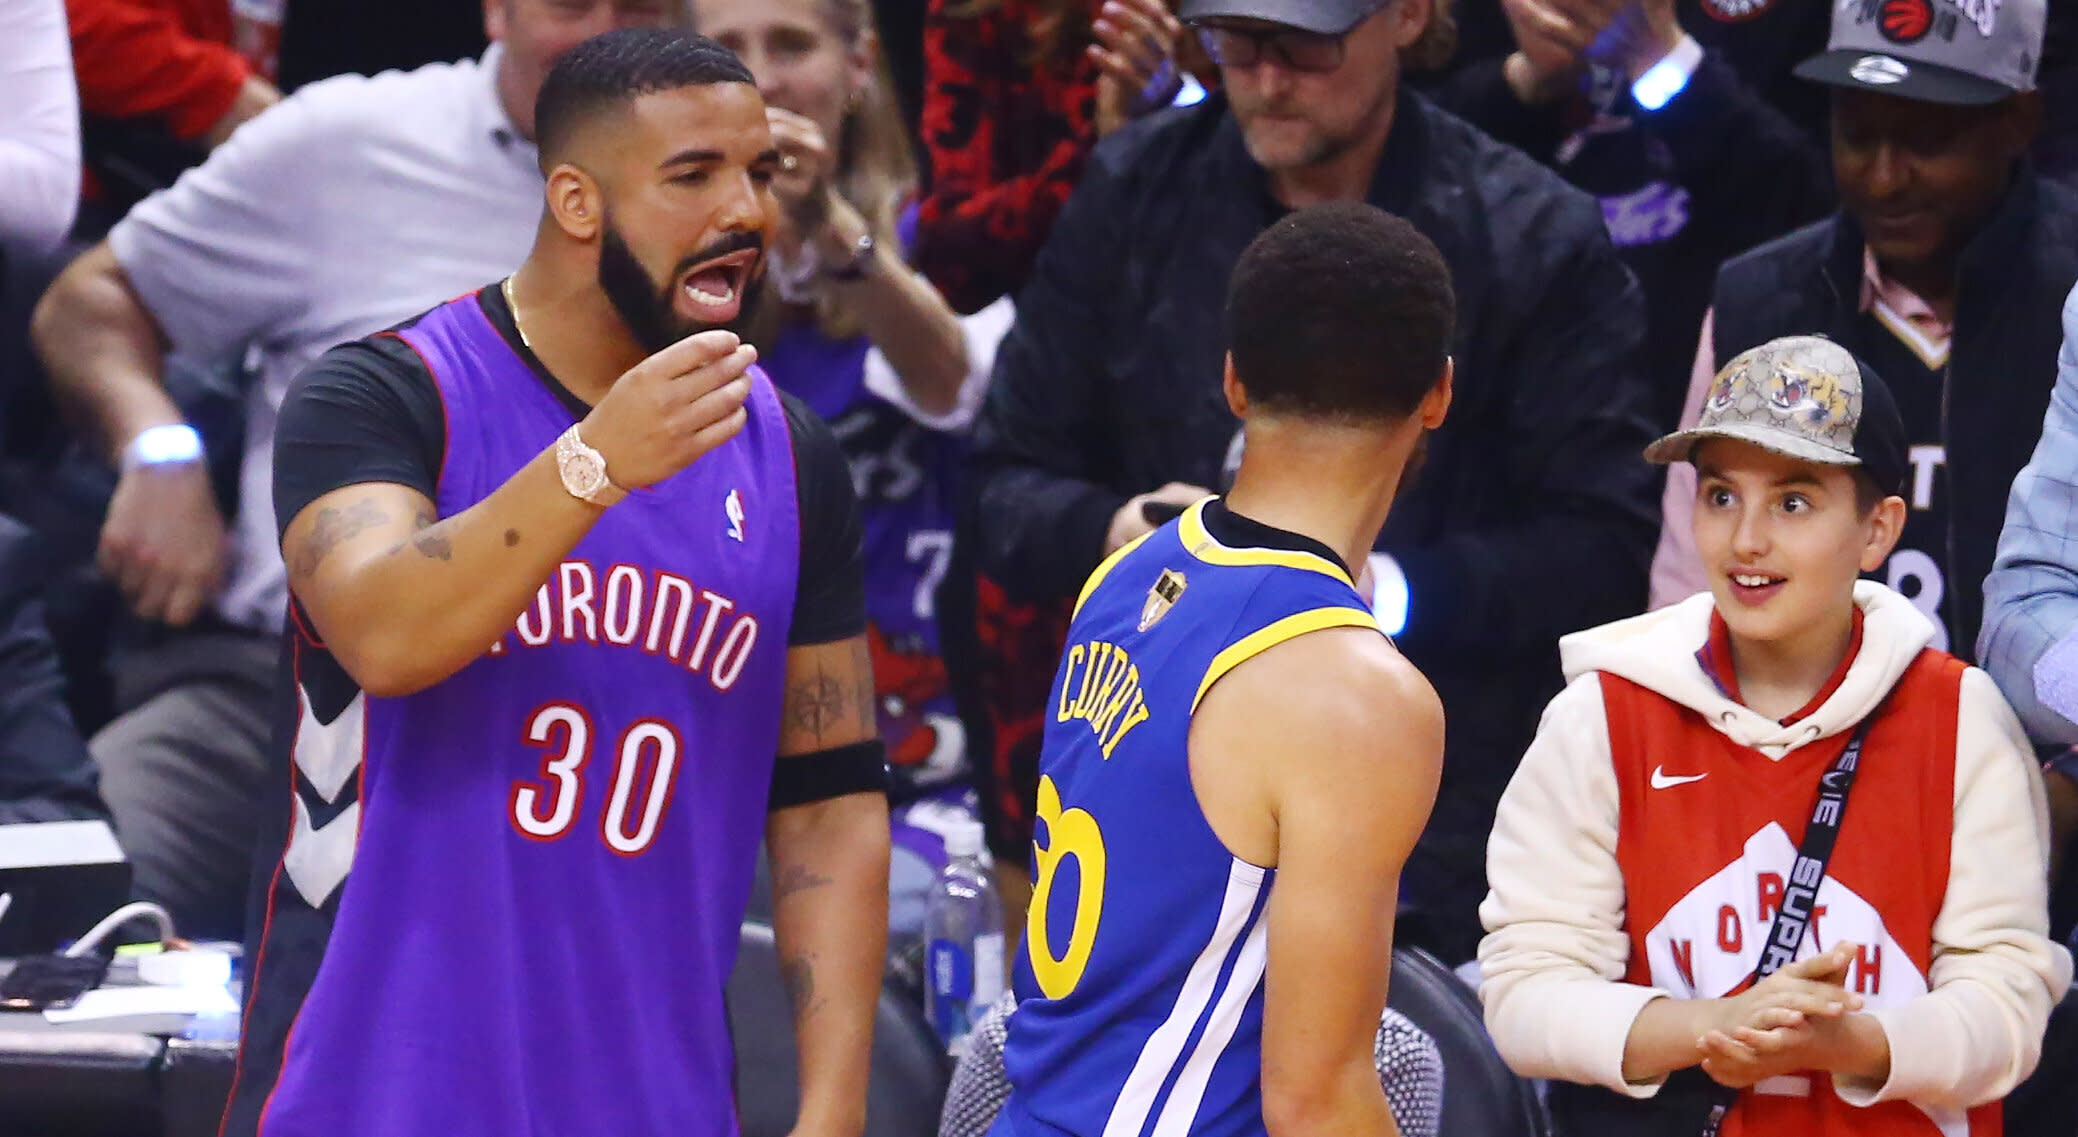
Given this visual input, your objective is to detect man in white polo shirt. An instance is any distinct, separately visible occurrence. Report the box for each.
[28,0,678,940]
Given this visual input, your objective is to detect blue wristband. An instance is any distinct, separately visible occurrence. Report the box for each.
[1631,34,1702,112]
[1127,58,1185,117]
[124,423,204,471]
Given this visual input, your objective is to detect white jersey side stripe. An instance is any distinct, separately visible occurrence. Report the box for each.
[1151,890,1271,1137]
[1100,858,1268,1137]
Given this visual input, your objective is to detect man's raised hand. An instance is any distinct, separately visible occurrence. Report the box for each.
[579,330,758,491]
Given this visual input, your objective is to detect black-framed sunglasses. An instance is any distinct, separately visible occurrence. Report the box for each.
[1193,21,1348,73]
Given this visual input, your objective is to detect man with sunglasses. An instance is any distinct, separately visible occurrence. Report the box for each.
[965,0,1659,971]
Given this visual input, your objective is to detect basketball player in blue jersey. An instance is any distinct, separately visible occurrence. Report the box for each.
[990,202,1455,1137]
[226,29,890,1137]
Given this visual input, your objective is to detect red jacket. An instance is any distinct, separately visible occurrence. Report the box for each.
[70,0,246,141]
[913,0,1099,315]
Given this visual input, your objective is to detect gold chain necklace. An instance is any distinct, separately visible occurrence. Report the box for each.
[501,275,536,354]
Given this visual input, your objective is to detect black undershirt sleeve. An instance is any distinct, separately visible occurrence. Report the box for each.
[779,389,868,647]
[272,333,446,540]
[769,394,877,809]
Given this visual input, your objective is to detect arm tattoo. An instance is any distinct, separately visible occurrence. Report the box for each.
[782,637,881,750]
[410,509,453,562]
[773,863,833,903]
[289,497,393,579]
[781,954,822,1021]
[787,664,850,746]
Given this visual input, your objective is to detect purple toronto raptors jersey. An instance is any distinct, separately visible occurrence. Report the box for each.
[248,295,799,1137]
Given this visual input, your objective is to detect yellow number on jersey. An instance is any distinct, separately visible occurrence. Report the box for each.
[1026,774,1108,999]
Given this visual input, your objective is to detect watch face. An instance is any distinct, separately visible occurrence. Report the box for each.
[559,437,609,498]
[573,456,607,496]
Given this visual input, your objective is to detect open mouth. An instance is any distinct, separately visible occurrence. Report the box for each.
[1726,569,1787,606]
[677,248,759,324]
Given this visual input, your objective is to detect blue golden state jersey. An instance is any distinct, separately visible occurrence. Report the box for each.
[992,497,1382,1137]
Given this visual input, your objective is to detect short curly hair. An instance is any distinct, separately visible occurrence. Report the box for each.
[1226,201,1454,421]
[534,27,754,169]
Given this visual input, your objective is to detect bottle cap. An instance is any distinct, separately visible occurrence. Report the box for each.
[944,819,985,860]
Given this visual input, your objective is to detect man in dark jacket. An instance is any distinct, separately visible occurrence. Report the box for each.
[0,514,108,825]
[1650,0,2076,668]
[965,0,1659,965]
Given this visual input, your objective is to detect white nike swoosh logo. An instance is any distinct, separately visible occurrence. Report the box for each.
[1650,766,1709,790]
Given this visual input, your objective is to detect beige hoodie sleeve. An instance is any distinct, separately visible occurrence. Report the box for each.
[1835,667,2075,1110]
[1478,675,1672,1096]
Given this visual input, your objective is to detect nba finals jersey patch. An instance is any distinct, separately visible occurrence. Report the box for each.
[1140,569,1187,631]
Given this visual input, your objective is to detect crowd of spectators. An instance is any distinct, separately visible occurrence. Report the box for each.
[6,0,2078,1131]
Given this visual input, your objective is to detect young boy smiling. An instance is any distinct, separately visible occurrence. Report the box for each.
[1478,335,2072,1136]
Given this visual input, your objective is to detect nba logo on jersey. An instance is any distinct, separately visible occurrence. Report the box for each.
[725,489,746,542]
[1140,569,1187,631]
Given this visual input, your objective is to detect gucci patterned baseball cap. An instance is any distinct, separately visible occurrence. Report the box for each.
[1644,336,1910,497]
[1794,0,2043,106]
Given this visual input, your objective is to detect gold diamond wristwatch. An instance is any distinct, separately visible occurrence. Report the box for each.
[554,425,626,507]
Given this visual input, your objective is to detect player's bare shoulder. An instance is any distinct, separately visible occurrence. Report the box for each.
[1280,626,1442,768]
[1194,626,1442,789]
[1190,623,1442,867]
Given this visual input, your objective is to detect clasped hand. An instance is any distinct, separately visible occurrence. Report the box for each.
[1695,942,1872,1089]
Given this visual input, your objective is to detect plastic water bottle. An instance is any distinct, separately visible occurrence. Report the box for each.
[924,820,1004,1054]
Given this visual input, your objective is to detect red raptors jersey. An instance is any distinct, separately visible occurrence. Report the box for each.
[1603,649,1994,1137]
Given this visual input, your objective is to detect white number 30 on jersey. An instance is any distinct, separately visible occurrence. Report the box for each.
[510,702,681,856]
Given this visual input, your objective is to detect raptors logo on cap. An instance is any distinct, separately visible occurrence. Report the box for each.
[1879,0,1934,43]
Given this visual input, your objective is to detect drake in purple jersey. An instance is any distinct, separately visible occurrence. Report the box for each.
[230,30,892,1137]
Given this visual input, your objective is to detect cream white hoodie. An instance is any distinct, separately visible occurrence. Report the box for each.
[1477,582,2072,1110]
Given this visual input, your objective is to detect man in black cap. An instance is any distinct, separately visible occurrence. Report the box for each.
[962,0,1659,971]
[1650,0,2078,670]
